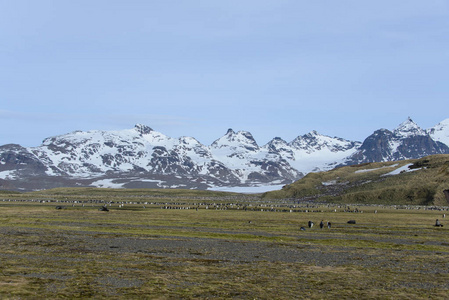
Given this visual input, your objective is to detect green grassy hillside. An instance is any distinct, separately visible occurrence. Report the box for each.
[263,154,449,206]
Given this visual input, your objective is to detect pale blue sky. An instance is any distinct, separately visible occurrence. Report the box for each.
[1,0,449,147]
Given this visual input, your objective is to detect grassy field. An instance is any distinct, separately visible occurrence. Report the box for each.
[1,189,449,299]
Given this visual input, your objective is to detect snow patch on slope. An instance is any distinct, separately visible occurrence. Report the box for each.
[382,164,421,176]
[355,164,399,174]
[428,118,449,147]
[0,170,17,180]
[91,179,125,188]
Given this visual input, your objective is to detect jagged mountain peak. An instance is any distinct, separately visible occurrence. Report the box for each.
[211,129,259,150]
[295,130,338,140]
[264,137,294,160]
[134,124,153,135]
[267,137,288,145]
[307,130,320,136]
[225,128,235,135]
[394,117,426,138]
[370,128,393,138]
[290,130,323,141]
[265,137,289,152]
[289,131,357,151]
[178,136,201,146]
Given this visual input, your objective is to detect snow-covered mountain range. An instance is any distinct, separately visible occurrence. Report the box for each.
[1,117,448,191]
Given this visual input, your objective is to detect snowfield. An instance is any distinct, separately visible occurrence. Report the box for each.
[208,184,285,194]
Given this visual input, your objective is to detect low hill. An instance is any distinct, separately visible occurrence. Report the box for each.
[263,154,449,206]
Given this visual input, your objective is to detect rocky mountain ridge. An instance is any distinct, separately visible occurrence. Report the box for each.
[1,117,448,191]
[346,118,449,165]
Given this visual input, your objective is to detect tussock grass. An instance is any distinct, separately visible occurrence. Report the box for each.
[265,154,449,206]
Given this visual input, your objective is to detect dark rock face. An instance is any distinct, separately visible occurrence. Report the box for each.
[396,136,449,159]
[346,119,449,165]
[149,146,197,175]
[134,124,153,135]
[346,129,394,163]
[0,144,47,174]
[347,131,449,165]
[266,137,295,159]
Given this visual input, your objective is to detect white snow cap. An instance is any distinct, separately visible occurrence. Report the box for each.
[394,117,426,138]
[428,118,449,147]
[211,129,259,150]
